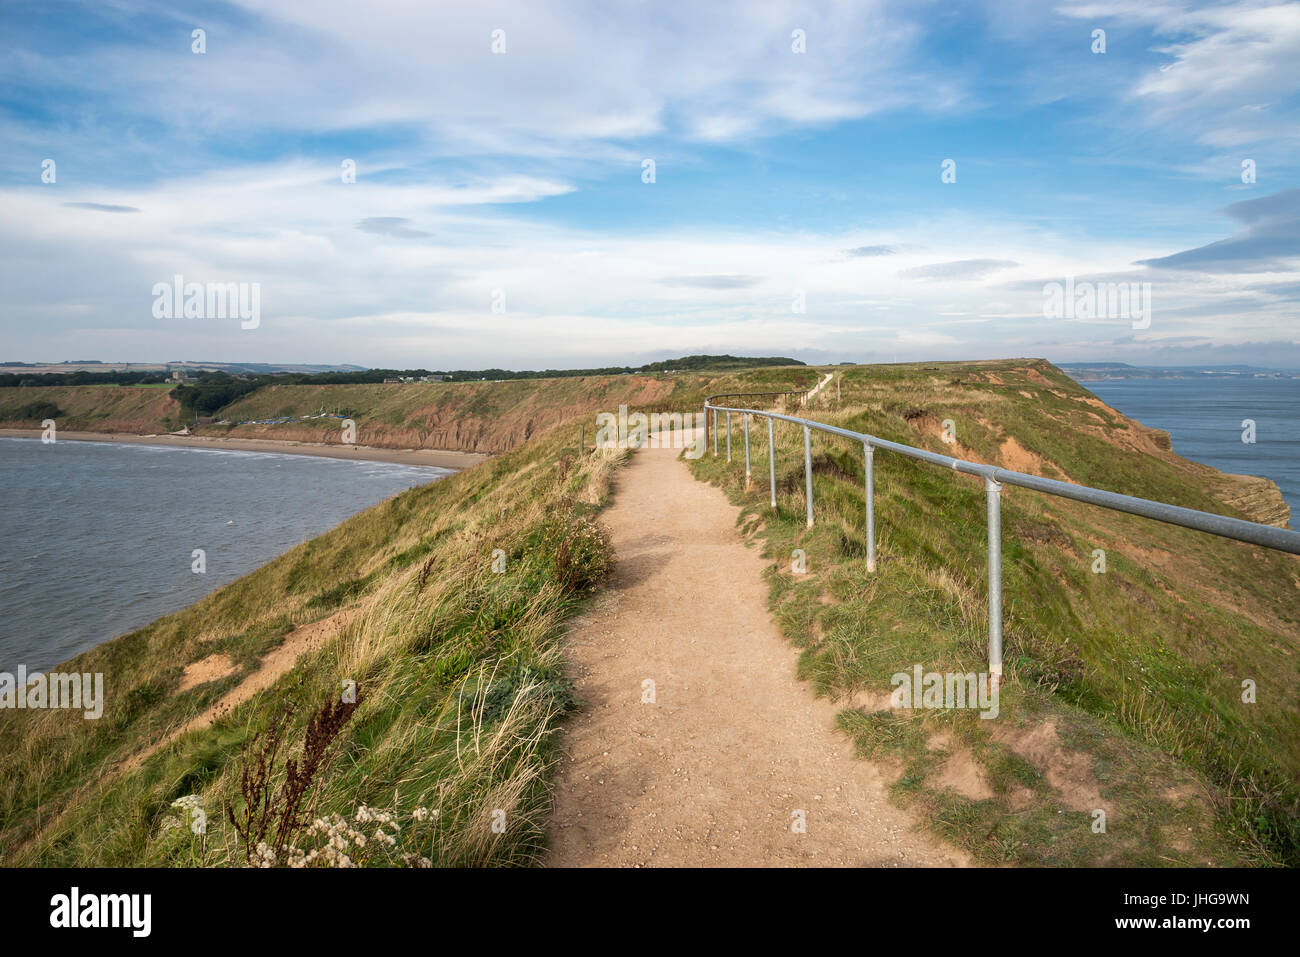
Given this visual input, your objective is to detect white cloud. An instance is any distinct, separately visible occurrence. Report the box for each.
[3,159,1296,366]
[2,1,1297,367]
[11,0,939,159]
[1060,0,1300,146]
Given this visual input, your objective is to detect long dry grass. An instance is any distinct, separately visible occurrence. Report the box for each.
[1,421,623,867]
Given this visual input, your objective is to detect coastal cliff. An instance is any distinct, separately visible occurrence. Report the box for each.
[3,359,1297,869]
[1217,473,1291,528]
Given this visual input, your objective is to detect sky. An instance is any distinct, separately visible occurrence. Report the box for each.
[1,0,1299,370]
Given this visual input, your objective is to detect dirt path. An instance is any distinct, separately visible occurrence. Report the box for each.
[803,370,835,403]
[545,442,969,867]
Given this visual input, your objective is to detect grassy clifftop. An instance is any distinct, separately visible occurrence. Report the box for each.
[203,373,720,453]
[693,358,1299,865]
[0,369,802,454]
[1,419,623,866]
[3,357,1295,867]
[0,384,182,433]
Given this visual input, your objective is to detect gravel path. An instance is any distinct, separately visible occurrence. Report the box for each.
[545,441,969,867]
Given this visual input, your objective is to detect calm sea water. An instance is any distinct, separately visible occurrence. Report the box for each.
[0,438,450,672]
[1085,377,1300,518]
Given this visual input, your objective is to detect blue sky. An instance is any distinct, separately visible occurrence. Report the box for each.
[2,0,1298,368]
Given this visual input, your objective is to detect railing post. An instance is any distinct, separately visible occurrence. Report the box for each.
[726,411,732,462]
[864,443,876,572]
[767,416,777,510]
[712,408,718,456]
[803,425,813,528]
[985,475,1003,684]
[743,413,751,488]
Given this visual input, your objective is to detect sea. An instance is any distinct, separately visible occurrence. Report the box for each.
[3,380,1294,673]
[1083,376,1300,519]
[0,438,451,672]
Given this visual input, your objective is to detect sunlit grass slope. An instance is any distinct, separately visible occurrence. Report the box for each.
[0,385,181,432]
[201,373,725,452]
[1,421,623,866]
[693,359,1299,866]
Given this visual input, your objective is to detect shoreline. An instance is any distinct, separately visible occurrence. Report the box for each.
[0,429,490,470]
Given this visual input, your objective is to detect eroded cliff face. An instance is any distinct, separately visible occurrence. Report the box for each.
[222,417,557,454]
[205,375,685,455]
[1215,473,1292,528]
[893,361,1294,533]
[1045,378,1289,529]
[1115,418,1290,529]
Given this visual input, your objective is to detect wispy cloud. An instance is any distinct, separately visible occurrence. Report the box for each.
[62,202,140,213]
[357,217,429,239]
[657,275,763,290]
[0,0,1296,367]
[900,259,1020,281]
[845,245,902,257]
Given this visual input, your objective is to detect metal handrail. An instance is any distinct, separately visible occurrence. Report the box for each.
[705,389,807,459]
[704,392,1300,682]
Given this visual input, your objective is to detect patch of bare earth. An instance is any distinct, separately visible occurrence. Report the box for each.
[906,412,977,463]
[998,436,1043,474]
[178,653,236,692]
[928,732,994,801]
[992,719,1103,813]
[12,607,360,859]
[545,441,969,867]
[121,606,358,774]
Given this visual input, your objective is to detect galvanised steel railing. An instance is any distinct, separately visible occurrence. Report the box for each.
[705,390,808,461]
[704,392,1300,683]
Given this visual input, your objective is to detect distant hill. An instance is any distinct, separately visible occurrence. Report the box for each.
[0,358,818,442]
[1,356,802,390]
[433,355,804,381]
[0,361,367,376]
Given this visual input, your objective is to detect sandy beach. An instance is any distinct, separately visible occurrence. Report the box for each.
[0,429,490,470]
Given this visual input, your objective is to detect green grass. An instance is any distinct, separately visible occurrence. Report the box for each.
[10,356,1290,868]
[691,358,1299,866]
[0,384,182,432]
[0,421,625,867]
[165,370,810,453]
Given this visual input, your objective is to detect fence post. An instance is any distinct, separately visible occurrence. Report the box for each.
[803,425,814,528]
[744,413,751,488]
[726,411,732,463]
[985,475,1003,684]
[767,416,777,510]
[864,443,876,572]
[712,408,718,457]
